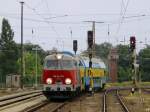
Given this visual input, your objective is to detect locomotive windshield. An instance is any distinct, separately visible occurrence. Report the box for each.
[45,59,76,69]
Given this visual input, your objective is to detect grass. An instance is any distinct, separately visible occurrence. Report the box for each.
[105,81,150,89]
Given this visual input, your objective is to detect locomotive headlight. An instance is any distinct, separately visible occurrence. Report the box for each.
[46,78,52,84]
[56,54,62,60]
[65,78,71,84]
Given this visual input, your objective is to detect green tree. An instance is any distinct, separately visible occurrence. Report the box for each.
[81,42,112,59]
[24,52,42,76]
[0,18,19,82]
[116,44,132,82]
[139,46,150,81]
[17,51,42,85]
[95,42,112,60]
[23,43,46,65]
[17,43,45,85]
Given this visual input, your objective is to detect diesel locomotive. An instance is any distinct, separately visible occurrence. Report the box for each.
[42,51,106,99]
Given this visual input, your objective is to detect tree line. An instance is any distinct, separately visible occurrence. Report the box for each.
[0,18,46,86]
[94,42,150,82]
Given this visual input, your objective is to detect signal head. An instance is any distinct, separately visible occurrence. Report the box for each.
[89,61,92,68]
[130,36,136,51]
[73,40,78,53]
[87,31,93,49]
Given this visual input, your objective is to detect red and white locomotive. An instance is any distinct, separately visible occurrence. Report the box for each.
[42,51,81,99]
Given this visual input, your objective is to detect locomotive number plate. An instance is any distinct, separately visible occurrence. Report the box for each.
[53,75,64,78]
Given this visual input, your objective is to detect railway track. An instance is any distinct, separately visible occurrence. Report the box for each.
[0,87,148,112]
[0,90,42,102]
[24,94,88,112]
[24,101,66,112]
[0,90,44,112]
[24,97,82,112]
[102,89,130,112]
[116,90,130,112]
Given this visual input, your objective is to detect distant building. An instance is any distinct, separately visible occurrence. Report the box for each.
[6,74,20,88]
[108,48,119,82]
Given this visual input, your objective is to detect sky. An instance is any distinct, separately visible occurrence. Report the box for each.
[0,0,150,53]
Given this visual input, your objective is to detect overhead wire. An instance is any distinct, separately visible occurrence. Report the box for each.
[42,0,61,39]
[4,8,148,28]
[121,0,126,11]
[0,12,142,16]
[44,0,52,18]
[5,15,85,24]
[11,0,150,51]
[116,0,130,35]
[8,14,150,29]
[24,2,61,38]
[33,0,44,9]
[114,0,125,43]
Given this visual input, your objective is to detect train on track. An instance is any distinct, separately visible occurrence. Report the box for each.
[42,51,107,99]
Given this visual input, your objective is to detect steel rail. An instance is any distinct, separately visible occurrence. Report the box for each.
[0,92,42,108]
[102,91,107,112]
[23,100,49,112]
[0,90,42,102]
[49,93,87,112]
[116,90,130,112]
[49,102,66,112]
[102,88,130,112]
[25,93,87,112]
[24,101,66,112]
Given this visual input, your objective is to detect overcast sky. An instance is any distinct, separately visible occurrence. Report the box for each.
[0,0,150,53]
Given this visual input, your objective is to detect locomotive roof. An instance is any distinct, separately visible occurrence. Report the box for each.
[44,51,106,69]
[45,52,77,61]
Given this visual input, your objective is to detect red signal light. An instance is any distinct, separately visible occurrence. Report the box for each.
[130,36,136,51]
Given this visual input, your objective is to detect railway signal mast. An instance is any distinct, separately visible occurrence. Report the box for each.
[87,31,93,68]
[87,30,94,93]
[84,21,104,56]
[130,36,138,87]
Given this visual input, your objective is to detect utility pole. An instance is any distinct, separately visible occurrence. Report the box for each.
[20,1,24,89]
[84,21,104,57]
[32,46,41,88]
[133,49,137,86]
[92,21,96,56]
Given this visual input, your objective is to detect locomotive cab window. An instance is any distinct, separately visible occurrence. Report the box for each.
[45,59,76,69]
[62,60,76,69]
[45,60,60,69]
